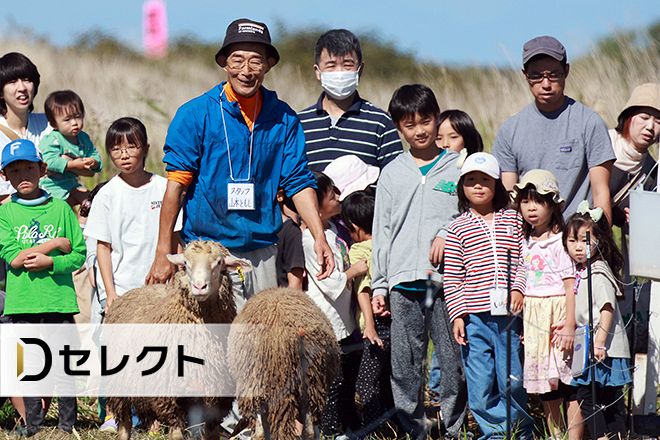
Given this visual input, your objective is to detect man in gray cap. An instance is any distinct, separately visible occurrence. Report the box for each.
[492,35,615,221]
[147,18,335,303]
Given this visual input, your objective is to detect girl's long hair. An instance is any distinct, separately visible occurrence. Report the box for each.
[512,186,564,239]
[563,213,623,279]
[438,109,484,156]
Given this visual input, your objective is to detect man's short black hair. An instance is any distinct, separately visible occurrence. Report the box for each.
[315,29,362,65]
[0,52,40,116]
[523,54,568,72]
[341,190,374,235]
[388,84,440,125]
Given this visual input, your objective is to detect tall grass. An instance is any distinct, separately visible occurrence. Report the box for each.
[1,32,659,184]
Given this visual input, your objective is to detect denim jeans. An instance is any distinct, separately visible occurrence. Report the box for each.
[461,313,533,439]
[429,349,442,400]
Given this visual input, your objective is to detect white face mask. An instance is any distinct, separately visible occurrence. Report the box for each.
[320,70,359,100]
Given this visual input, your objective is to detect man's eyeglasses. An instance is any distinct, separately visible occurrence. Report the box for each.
[109,145,141,157]
[226,56,267,72]
[526,70,565,84]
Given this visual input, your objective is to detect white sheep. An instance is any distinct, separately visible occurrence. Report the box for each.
[105,240,251,440]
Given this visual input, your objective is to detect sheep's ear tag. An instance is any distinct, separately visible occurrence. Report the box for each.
[224,256,253,273]
[167,253,186,266]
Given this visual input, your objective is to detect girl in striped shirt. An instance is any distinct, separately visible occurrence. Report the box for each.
[444,152,533,438]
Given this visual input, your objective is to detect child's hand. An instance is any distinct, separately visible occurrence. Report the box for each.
[371,295,390,317]
[67,158,87,170]
[352,260,368,277]
[105,294,117,313]
[23,253,54,271]
[452,318,467,345]
[429,236,445,266]
[594,346,607,362]
[82,158,98,170]
[363,325,384,348]
[624,207,630,224]
[510,290,524,315]
[57,237,72,254]
[550,319,575,351]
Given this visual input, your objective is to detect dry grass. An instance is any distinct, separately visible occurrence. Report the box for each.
[2,35,659,185]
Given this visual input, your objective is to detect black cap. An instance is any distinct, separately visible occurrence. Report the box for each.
[215,18,280,67]
[522,36,566,66]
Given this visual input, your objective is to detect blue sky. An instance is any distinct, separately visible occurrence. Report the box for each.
[4,0,658,66]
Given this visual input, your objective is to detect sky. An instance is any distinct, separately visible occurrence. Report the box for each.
[3,0,659,67]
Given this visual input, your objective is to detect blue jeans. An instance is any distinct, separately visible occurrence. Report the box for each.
[429,349,441,400]
[461,313,533,439]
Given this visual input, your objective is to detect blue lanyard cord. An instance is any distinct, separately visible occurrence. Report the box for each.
[219,89,257,182]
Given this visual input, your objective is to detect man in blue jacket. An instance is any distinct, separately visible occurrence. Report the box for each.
[147,18,334,303]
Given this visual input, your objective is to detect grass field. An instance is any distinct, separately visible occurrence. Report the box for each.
[1,29,659,185]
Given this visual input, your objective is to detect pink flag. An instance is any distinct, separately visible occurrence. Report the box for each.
[143,0,168,58]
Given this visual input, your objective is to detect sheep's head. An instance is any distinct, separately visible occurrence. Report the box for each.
[167,241,252,300]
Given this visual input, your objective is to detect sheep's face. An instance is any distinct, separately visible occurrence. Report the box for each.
[168,248,252,301]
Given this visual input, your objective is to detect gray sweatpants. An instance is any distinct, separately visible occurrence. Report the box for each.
[228,245,278,313]
[223,245,278,435]
[389,287,468,439]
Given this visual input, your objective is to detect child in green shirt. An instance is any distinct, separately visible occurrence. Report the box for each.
[0,139,85,435]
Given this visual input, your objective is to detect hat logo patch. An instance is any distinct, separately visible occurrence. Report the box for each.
[475,157,486,164]
[238,23,264,35]
[9,142,22,155]
[542,178,558,192]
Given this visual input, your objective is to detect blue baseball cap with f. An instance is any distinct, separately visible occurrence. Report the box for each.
[1,139,43,170]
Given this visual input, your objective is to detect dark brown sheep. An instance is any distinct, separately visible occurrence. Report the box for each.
[228,287,340,439]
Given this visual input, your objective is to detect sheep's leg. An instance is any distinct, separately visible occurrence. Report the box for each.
[117,405,132,440]
[302,412,316,440]
[202,422,220,440]
[168,426,184,440]
[254,413,265,439]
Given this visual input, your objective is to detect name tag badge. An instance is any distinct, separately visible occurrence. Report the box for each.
[227,182,255,210]
[489,287,508,316]
[571,325,589,377]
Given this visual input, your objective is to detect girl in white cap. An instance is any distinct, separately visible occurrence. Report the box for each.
[444,152,533,438]
[512,169,583,439]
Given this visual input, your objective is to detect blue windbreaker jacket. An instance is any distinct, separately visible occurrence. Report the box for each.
[163,82,316,251]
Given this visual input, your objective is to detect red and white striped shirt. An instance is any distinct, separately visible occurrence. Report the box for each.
[444,208,527,321]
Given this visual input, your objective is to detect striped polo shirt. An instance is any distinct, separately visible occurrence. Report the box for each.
[298,93,404,172]
[443,209,527,322]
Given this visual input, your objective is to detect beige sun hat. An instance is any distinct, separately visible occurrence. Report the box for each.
[617,83,660,124]
[511,169,564,204]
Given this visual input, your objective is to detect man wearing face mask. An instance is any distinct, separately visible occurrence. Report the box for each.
[299,29,403,172]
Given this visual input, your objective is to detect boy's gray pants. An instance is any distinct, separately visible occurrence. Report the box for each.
[389,287,468,439]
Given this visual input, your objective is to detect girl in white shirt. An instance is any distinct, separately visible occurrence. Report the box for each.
[85,117,181,312]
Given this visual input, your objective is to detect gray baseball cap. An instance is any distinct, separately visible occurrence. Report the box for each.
[522,36,566,66]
